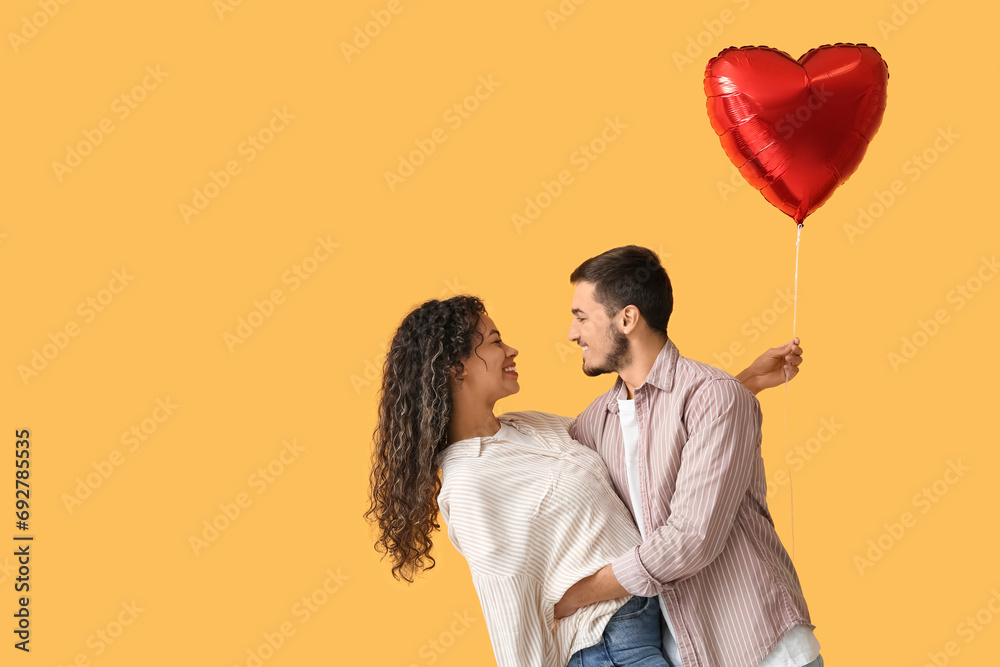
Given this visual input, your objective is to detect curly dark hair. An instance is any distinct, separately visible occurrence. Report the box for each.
[365,295,488,583]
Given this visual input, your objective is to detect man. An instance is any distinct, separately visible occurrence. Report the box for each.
[554,245,821,667]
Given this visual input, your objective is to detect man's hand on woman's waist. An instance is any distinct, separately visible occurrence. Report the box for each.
[554,563,629,619]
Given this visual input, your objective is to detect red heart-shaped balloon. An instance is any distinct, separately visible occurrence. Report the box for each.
[704,44,889,225]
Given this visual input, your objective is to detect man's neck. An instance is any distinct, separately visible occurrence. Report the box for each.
[619,336,669,399]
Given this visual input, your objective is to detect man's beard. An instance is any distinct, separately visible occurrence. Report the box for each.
[583,325,631,377]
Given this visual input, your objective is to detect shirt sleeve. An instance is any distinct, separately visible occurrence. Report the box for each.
[611,379,762,596]
[553,413,577,437]
[568,409,593,448]
[470,572,558,667]
[441,480,557,666]
[436,492,463,555]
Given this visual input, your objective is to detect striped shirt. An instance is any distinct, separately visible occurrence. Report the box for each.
[570,338,814,667]
[435,411,644,667]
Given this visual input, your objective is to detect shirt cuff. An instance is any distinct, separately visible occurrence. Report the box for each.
[611,546,664,598]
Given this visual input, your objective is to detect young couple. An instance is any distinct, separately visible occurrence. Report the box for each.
[367,246,822,667]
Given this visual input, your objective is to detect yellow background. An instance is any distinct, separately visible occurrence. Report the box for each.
[4,0,998,665]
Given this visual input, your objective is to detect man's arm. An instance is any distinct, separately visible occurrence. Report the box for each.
[555,379,761,617]
[554,562,626,618]
[736,337,803,395]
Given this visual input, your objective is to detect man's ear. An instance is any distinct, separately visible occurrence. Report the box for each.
[620,305,641,334]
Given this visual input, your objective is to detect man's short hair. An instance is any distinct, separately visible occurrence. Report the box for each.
[570,245,673,336]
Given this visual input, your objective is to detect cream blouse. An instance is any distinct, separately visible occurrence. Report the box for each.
[435,410,644,666]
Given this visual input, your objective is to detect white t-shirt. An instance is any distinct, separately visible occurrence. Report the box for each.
[618,393,685,666]
[617,387,820,667]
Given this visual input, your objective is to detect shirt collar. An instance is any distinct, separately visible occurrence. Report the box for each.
[435,414,520,462]
[604,338,679,414]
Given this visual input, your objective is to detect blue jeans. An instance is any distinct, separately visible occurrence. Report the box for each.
[568,595,668,667]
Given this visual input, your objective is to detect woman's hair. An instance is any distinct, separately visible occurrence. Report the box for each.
[366,295,487,583]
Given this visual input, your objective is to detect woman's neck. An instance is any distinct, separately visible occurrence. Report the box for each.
[447,400,501,445]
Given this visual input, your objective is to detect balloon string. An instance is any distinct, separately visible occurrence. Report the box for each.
[783,222,802,560]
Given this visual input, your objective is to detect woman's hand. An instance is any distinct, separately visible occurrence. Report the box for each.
[736,338,803,395]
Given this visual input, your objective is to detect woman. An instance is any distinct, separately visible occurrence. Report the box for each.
[366,296,792,666]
